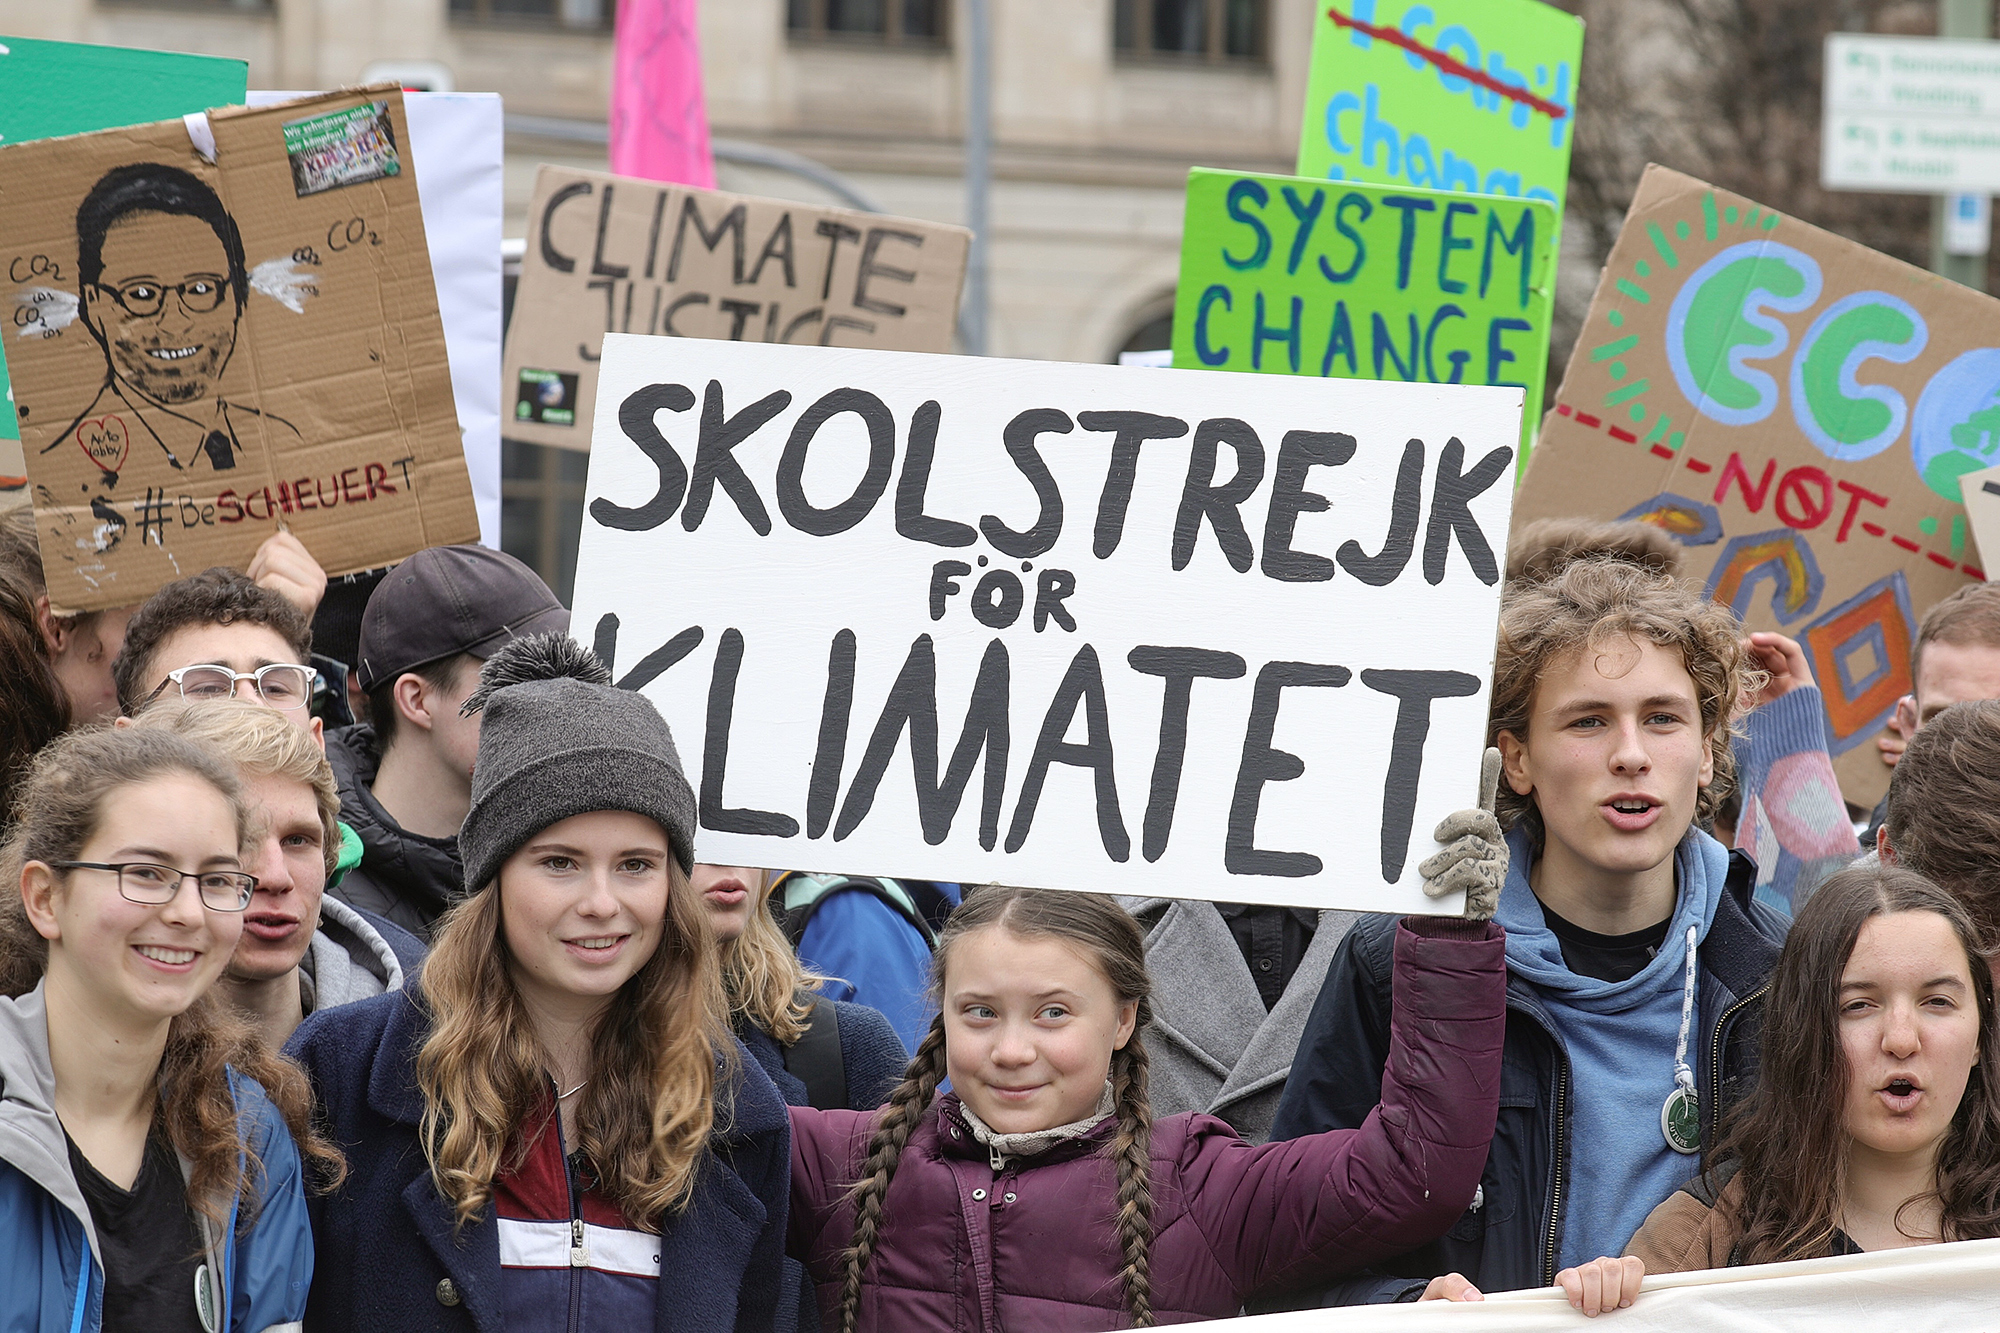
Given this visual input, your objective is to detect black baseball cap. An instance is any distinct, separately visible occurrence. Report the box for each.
[356,545,570,693]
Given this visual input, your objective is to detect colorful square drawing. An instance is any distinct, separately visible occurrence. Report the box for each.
[1802,571,1915,754]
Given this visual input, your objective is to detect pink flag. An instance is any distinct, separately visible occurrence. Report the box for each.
[609,0,716,188]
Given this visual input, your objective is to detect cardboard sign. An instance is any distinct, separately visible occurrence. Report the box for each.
[1296,0,1583,208]
[572,335,1521,914]
[1516,165,1987,806]
[1959,459,2000,580]
[503,166,970,452]
[250,90,506,547]
[0,87,479,612]
[1171,169,1555,454]
[0,36,250,470]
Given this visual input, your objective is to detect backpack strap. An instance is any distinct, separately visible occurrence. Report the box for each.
[783,995,848,1111]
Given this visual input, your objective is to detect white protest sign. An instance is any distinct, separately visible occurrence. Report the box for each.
[573,337,1521,913]
[249,90,504,546]
[1181,1236,2000,1329]
[1822,34,2000,193]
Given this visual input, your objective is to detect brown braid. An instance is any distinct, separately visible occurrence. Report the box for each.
[1108,1011,1156,1328]
[837,1017,949,1333]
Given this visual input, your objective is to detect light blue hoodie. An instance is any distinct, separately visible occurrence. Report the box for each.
[1496,824,1732,1270]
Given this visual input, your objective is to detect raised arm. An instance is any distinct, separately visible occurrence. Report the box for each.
[1186,915,1507,1300]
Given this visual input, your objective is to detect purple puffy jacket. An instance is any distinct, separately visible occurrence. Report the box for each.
[788,916,1505,1329]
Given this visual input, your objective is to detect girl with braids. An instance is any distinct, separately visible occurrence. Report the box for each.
[0,721,332,1333]
[1551,861,2000,1312]
[788,866,1510,1330]
[286,637,791,1333]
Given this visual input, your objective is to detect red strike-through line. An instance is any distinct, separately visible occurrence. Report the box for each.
[1327,9,1570,120]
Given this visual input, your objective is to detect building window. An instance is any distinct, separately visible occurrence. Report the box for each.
[787,0,949,47]
[500,440,588,606]
[449,0,611,30]
[1114,0,1264,62]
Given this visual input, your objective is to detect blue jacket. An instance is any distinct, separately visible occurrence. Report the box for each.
[795,881,961,1055]
[1268,845,1787,1303]
[0,984,312,1333]
[285,988,791,1333]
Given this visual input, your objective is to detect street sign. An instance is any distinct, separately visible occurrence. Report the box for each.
[1823,33,2000,193]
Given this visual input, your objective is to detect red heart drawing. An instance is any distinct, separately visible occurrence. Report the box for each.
[75,415,129,474]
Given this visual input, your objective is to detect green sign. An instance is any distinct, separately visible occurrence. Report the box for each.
[1296,0,1582,209]
[0,36,248,458]
[1171,170,1555,454]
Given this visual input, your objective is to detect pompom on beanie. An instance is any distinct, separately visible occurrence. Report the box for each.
[457,633,696,893]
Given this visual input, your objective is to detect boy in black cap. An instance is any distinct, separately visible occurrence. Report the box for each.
[325,544,568,938]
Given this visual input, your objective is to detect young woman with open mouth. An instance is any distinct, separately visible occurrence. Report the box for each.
[1557,860,2000,1315]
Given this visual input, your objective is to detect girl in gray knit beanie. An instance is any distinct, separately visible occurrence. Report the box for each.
[284,634,794,1330]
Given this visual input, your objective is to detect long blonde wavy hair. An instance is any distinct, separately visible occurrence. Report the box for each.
[416,852,733,1230]
[722,870,829,1045]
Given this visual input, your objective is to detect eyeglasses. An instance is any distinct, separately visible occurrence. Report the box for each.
[144,662,317,711]
[95,276,231,318]
[46,861,256,912]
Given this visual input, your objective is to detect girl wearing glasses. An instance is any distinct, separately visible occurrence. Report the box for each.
[0,721,338,1333]
[286,636,791,1332]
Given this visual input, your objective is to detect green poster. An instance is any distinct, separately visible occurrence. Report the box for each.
[1171,169,1555,455]
[1296,0,1582,209]
[0,36,247,467]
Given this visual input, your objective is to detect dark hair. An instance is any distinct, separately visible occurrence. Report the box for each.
[1505,517,1687,585]
[1716,860,2000,1264]
[113,568,313,715]
[1914,583,2000,699]
[368,653,471,754]
[0,725,345,1223]
[0,579,68,828]
[76,163,247,319]
[1884,700,2000,950]
[838,886,1157,1331]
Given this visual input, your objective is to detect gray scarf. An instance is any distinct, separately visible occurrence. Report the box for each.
[960,1084,1116,1168]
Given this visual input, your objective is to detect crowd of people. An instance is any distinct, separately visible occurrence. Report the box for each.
[4,504,2000,1331]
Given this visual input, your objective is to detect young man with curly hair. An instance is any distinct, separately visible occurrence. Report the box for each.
[1268,557,1790,1306]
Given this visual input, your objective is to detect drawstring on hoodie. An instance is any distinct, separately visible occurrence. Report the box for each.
[1663,924,1701,1155]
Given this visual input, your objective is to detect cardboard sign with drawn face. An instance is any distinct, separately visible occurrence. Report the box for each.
[0,87,477,611]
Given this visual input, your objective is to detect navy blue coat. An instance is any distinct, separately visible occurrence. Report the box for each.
[737,1001,907,1333]
[1267,849,1786,1304]
[285,988,790,1333]
[737,999,908,1113]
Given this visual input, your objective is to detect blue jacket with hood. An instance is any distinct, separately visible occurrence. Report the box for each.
[0,983,313,1333]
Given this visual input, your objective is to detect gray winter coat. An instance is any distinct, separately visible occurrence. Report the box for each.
[1120,897,1357,1144]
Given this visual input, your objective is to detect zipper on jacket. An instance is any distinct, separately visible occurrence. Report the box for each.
[1540,1061,1571,1289]
[1704,986,1768,1150]
[555,1091,587,1333]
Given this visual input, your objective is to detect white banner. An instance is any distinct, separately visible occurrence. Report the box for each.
[1192,1237,2000,1329]
[573,337,1521,914]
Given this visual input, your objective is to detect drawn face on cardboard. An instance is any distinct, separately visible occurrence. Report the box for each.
[83,210,238,407]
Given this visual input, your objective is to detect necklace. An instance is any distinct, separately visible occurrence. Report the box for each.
[556,1079,588,1101]
[1662,923,1701,1155]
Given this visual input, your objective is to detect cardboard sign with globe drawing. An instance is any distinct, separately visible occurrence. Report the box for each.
[1515,165,1989,812]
